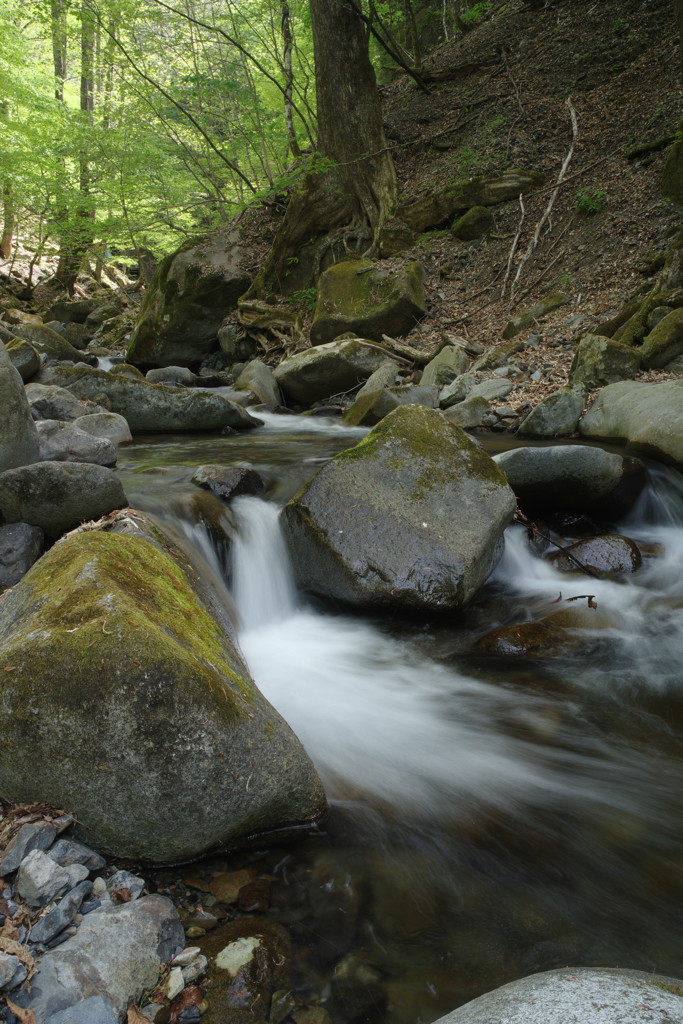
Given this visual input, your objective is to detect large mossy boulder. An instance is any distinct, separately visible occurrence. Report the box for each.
[273,337,392,407]
[579,379,683,463]
[310,260,426,346]
[13,323,94,365]
[398,168,545,233]
[0,342,40,473]
[639,308,683,368]
[282,405,516,612]
[569,333,640,386]
[5,337,40,382]
[37,365,256,433]
[662,139,683,207]
[127,229,252,368]
[0,530,326,862]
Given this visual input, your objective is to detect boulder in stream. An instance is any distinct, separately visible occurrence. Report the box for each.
[579,379,683,464]
[0,341,40,472]
[36,420,118,467]
[274,337,392,407]
[283,405,516,611]
[0,528,326,861]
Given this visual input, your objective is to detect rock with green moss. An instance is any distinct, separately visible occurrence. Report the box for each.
[0,530,326,862]
[579,379,683,464]
[126,229,252,368]
[0,461,128,538]
[420,345,470,386]
[273,338,390,407]
[13,323,93,365]
[398,169,545,233]
[569,334,640,386]
[640,308,683,368]
[442,394,490,428]
[501,293,569,340]
[282,405,515,611]
[310,260,426,346]
[343,360,399,426]
[450,206,495,241]
[36,365,256,433]
[471,339,523,371]
[517,385,586,438]
[0,342,40,473]
[661,140,683,207]
[6,338,40,382]
[354,384,440,426]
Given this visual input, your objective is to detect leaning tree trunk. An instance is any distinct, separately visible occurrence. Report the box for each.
[248,0,397,297]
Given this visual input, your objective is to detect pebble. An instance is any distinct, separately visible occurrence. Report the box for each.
[164,965,185,1000]
[173,945,201,967]
[185,926,206,938]
[530,370,543,381]
[107,869,145,900]
[0,951,26,990]
[0,821,63,876]
[182,954,208,986]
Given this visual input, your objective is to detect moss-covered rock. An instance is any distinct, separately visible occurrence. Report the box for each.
[343,359,399,426]
[442,394,490,428]
[310,260,426,346]
[127,230,252,368]
[471,339,524,372]
[36,365,256,433]
[661,139,683,207]
[13,323,94,365]
[450,206,495,241]
[0,343,40,473]
[0,530,326,862]
[569,333,640,386]
[353,383,440,426]
[501,293,569,340]
[420,344,470,386]
[640,308,683,368]
[5,338,40,382]
[398,168,545,233]
[282,405,516,611]
[273,337,390,407]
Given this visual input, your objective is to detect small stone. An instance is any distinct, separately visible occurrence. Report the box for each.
[209,868,253,904]
[47,837,106,872]
[173,946,202,967]
[165,965,185,1001]
[185,926,206,939]
[0,952,25,990]
[29,880,92,945]
[181,955,208,986]
[0,821,61,875]
[492,366,512,377]
[107,869,145,900]
[177,1008,201,1023]
[16,850,72,908]
[530,370,542,381]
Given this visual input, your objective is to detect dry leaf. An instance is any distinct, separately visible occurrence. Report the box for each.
[0,936,36,977]
[6,998,37,1024]
[127,1007,154,1024]
[112,887,132,904]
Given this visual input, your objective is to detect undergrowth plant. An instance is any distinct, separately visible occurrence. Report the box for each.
[575,188,607,215]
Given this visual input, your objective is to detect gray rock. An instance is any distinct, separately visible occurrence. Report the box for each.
[47,838,106,872]
[234,359,281,407]
[5,337,40,382]
[493,444,645,516]
[17,850,73,907]
[430,967,683,1024]
[0,820,62,875]
[30,880,93,945]
[310,260,426,346]
[26,383,106,422]
[517,384,586,438]
[472,339,524,371]
[570,333,641,385]
[44,321,69,338]
[16,895,184,1020]
[146,365,197,386]
[420,345,470,386]
[13,323,93,364]
[359,384,439,426]
[442,394,490,427]
[36,420,118,467]
[107,870,145,900]
[46,995,119,1024]
[580,379,683,464]
[0,952,26,990]
[274,338,390,407]
[438,373,475,408]
[343,359,399,427]
[398,168,545,233]
[71,412,132,446]
[127,229,251,366]
[0,461,128,539]
[0,523,44,589]
[64,322,93,350]
[283,405,515,611]
[192,465,265,502]
[0,342,40,472]
[640,307,683,368]
[36,365,257,433]
[47,300,98,324]
[469,378,514,401]
[217,324,257,362]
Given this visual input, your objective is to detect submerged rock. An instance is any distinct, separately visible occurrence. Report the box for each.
[0,530,326,861]
[283,405,515,611]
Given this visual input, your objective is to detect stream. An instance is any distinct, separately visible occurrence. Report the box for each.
[116,415,683,1024]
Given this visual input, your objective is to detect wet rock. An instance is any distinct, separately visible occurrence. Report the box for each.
[420,345,470,386]
[14,894,184,1020]
[517,385,586,438]
[26,383,106,422]
[330,953,386,1022]
[71,411,133,445]
[310,260,426,346]
[36,365,258,433]
[234,359,282,407]
[493,445,645,517]
[283,405,515,611]
[579,379,683,464]
[501,293,569,339]
[30,880,93,946]
[308,853,365,953]
[192,466,266,503]
[473,621,574,658]
[204,919,291,1024]
[0,522,44,589]
[36,419,117,467]
[0,342,40,472]
[5,337,40,382]
[274,338,389,407]
[570,333,640,386]
[549,534,642,577]
[146,365,198,386]
[0,529,325,861]
[430,967,683,1024]
[0,461,128,539]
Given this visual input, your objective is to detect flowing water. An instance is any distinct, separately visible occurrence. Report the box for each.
[118,419,683,1023]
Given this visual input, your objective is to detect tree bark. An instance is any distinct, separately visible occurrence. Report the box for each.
[281,2,301,158]
[0,102,14,259]
[675,0,683,81]
[249,0,397,297]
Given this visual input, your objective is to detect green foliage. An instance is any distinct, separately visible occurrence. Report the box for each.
[461,2,493,25]
[287,287,317,310]
[574,187,607,215]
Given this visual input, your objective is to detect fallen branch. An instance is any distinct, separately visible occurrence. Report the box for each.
[380,334,444,366]
[501,195,525,299]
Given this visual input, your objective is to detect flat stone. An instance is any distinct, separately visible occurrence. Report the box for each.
[469,379,514,401]
[17,850,73,908]
[30,880,93,946]
[47,838,106,872]
[191,466,265,502]
[0,952,26,990]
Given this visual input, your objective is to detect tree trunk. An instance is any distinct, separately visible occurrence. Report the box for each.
[281,2,301,158]
[0,102,14,259]
[248,0,397,297]
[675,0,683,81]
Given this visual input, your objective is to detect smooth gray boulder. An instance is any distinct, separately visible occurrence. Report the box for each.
[36,365,257,433]
[13,322,94,364]
[274,338,390,407]
[0,342,40,471]
[235,358,282,407]
[493,445,645,516]
[430,967,683,1024]
[26,383,106,422]
[14,895,184,1020]
[146,365,197,386]
[420,345,470,386]
[0,523,44,589]
[570,333,640,385]
[0,527,326,861]
[442,394,489,427]
[283,405,515,611]
[439,373,475,408]
[72,411,132,445]
[5,337,40,381]
[343,359,399,426]
[517,384,585,437]
[36,420,118,467]
[0,461,128,538]
[579,379,683,464]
